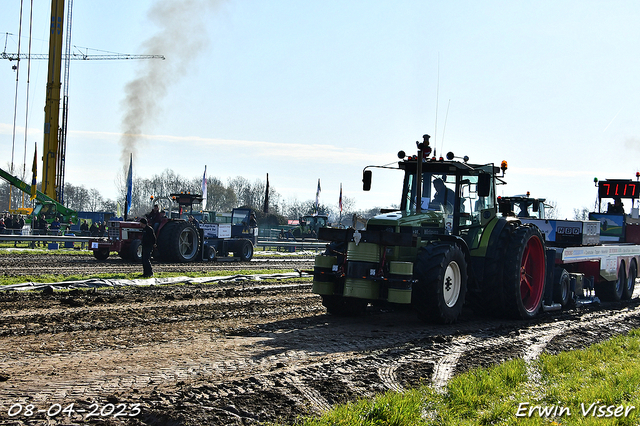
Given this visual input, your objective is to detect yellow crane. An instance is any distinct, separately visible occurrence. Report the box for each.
[3,0,163,205]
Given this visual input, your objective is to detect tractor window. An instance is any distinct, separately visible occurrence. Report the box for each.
[403,172,436,214]
[459,174,495,227]
[232,209,250,225]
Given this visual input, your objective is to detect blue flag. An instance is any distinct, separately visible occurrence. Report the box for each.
[126,154,133,218]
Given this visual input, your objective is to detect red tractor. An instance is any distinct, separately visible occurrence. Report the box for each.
[89,193,257,263]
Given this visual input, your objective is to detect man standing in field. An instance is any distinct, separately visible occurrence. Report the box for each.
[140,217,157,278]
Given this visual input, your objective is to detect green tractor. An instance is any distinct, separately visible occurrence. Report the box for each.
[313,135,548,323]
[291,214,329,239]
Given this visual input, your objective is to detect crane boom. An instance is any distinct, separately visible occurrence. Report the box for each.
[42,0,65,201]
[1,52,165,60]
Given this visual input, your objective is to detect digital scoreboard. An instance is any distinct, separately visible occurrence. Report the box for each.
[598,180,640,199]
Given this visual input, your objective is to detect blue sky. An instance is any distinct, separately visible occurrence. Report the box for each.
[1,0,640,218]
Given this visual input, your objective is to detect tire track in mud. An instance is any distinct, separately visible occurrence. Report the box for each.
[3,262,640,424]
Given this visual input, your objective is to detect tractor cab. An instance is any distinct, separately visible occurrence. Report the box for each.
[361,135,505,252]
[590,178,640,243]
[498,195,549,219]
[292,214,328,239]
[169,193,203,216]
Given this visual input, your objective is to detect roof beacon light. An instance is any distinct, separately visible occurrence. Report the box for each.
[501,160,508,172]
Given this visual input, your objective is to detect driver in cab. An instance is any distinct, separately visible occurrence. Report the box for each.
[426,177,455,212]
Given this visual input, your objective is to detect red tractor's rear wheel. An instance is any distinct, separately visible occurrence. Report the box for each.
[503,224,546,319]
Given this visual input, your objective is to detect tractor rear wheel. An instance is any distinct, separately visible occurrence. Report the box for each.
[413,243,467,324]
[503,225,546,319]
[470,220,513,317]
[157,221,200,263]
[236,239,254,261]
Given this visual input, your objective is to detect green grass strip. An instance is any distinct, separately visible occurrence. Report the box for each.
[287,329,640,426]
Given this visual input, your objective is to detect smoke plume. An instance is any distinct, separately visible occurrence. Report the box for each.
[119,0,223,173]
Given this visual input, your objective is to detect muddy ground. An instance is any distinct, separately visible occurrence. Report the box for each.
[1,253,640,425]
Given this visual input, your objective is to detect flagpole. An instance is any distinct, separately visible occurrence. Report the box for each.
[339,182,342,225]
[125,154,132,220]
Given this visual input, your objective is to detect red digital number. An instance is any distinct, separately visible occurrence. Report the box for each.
[603,183,610,195]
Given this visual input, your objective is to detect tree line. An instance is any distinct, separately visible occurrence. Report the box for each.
[0,168,386,226]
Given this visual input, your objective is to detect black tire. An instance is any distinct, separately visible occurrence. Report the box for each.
[553,268,571,308]
[502,225,546,319]
[205,245,217,261]
[236,240,254,261]
[157,221,200,263]
[623,260,637,300]
[597,263,625,302]
[412,243,468,324]
[93,248,110,261]
[471,221,514,317]
[321,294,367,316]
[129,239,142,263]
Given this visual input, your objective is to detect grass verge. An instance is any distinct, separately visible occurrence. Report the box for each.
[289,329,640,426]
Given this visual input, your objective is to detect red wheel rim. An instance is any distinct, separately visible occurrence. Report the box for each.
[520,235,545,312]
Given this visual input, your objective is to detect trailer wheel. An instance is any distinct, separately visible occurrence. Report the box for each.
[321,294,367,316]
[129,239,142,263]
[503,225,546,319]
[623,260,637,300]
[413,243,467,324]
[553,268,571,308]
[93,248,110,261]
[598,264,626,302]
[236,240,254,261]
[157,221,200,263]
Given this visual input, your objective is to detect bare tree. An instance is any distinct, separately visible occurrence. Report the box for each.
[573,207,591,220]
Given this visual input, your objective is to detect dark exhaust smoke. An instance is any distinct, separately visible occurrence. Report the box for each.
[119,0,223,173]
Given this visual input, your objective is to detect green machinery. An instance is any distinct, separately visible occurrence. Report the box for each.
[313,134,549,324]
[0,167,77,225]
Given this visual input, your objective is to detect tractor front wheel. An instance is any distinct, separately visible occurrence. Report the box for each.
[129,239,142,263]
[93,248,110,261]
[413,243,467,324]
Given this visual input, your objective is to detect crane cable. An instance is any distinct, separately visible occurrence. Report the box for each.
[22,0,35,189]
[10,0,24,180]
